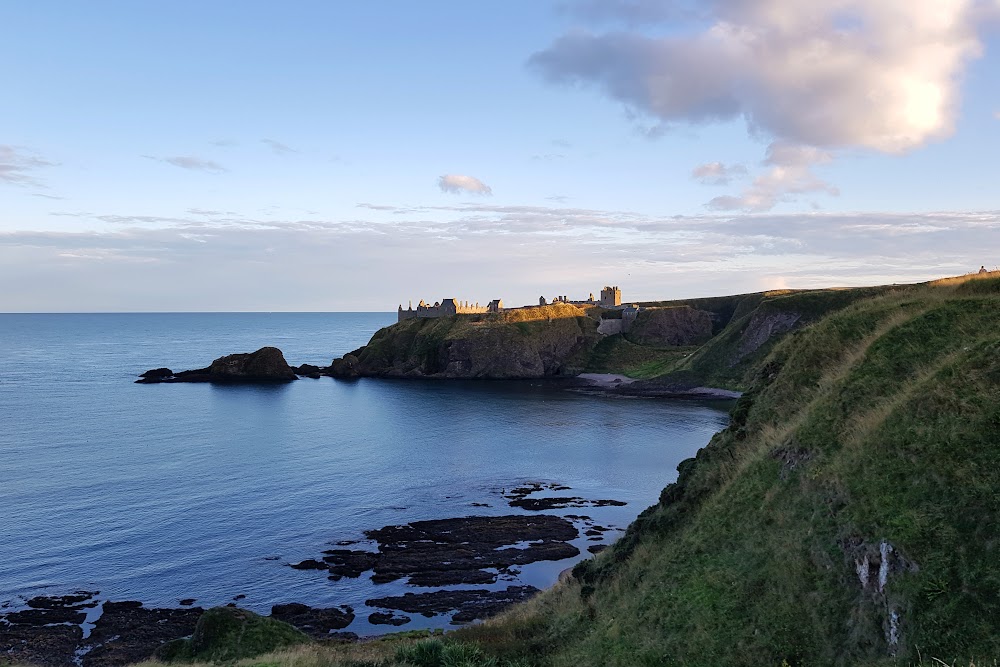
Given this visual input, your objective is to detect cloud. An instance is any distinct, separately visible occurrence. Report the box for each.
[994,111,1000,120]
[691,161,748,185]
[438,174,493,196]
[147,155,227,173]
[261,139,296,155]
[532,3,984,152]
[3,205,997,310]
[707,142,839,212]
[532,1,988,209]
[0,145,56,186]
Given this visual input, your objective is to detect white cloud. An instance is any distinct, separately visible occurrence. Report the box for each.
[707,142,839,212]
[533,2,984,152]
[0,145,55,186]
[438,174,493,195]
[532,1,988,209]
[691,161,748,185]
[3,204,997,310]
[994,110,1000,120]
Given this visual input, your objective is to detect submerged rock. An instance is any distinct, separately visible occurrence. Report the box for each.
[504,482,626,511]
[304,515,579,588]
[368,611,411,626]
[136,347,298,384]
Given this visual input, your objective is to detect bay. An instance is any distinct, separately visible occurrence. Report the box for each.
[0,313,730,634]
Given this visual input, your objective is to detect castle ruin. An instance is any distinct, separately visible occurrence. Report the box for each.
[397,285,626,323]
[398,298,503,322]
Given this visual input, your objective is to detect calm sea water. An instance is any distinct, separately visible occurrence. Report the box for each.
[0,313,730,634]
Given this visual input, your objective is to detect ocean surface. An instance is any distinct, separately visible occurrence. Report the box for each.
[0,313,731,634]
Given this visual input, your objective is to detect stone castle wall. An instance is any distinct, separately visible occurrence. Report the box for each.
[398,298,497,322]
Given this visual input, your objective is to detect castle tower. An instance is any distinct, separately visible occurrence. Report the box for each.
[600,285,622,307]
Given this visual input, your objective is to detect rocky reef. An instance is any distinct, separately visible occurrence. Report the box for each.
[291,514,580,588]
[136,346,299,383]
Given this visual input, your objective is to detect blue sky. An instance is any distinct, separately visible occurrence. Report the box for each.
[2,1,999,311]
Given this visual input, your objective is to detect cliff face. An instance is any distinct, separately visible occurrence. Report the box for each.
[340,304,601,379]
[332,288,903,383]
[625,306,714,347]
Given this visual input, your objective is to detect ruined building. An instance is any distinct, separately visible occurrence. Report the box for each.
[600,286,622,307]
[398,298,503,322]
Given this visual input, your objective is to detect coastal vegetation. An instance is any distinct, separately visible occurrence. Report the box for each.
[9,273,1000,666]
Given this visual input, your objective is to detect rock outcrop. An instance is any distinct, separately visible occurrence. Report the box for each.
[137,347,298,384]
[327,307,601,379]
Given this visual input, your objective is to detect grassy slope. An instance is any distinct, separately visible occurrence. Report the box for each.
[454,277,1000,666]
[69,275,1000,667]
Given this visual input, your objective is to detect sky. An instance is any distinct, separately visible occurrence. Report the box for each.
[2,0,999,312]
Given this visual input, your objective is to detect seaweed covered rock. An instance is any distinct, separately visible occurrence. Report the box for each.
[155,607,308,663]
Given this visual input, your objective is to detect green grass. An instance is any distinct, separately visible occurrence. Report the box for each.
[156,608,309,663]
[582,335,694,379]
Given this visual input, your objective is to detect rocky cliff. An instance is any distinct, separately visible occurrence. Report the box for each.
[331,304,601,379]
[625,306,714,347]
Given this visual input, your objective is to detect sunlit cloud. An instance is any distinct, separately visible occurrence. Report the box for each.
[531,1,988,210]
[706,143,839,212]
[691,161,748,186]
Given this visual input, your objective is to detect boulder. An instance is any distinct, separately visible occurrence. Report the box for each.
[205,347,297,381]
[293,364,321,379]
[326,354,361,378]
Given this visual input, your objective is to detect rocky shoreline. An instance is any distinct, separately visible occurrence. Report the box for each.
[135,346,741,404]
[2,482,625,666]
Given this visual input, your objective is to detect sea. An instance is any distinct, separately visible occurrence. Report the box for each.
[0,313,731,634]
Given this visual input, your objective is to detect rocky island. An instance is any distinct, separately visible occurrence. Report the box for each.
[137,346,302,383]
